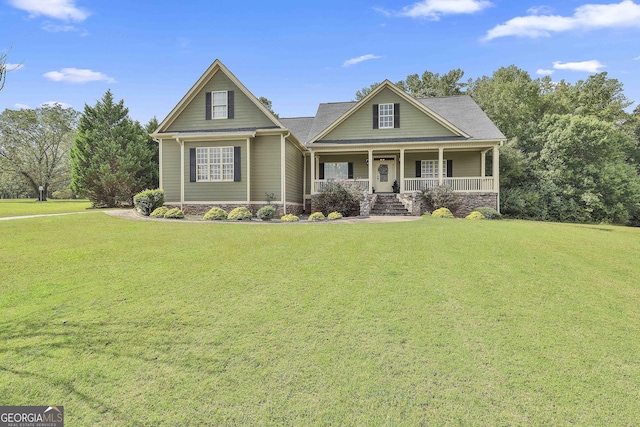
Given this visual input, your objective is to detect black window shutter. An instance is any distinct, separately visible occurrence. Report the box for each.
[234,146,241,182]
[228,91,234,119]
[348,162,353,179]
[190,148,197,182]
[319,163,325,180]
[205,92,212,120]
[447,159,453,178]
[415,160,421,178]
[373,104,379,129]
[393,103,400,128]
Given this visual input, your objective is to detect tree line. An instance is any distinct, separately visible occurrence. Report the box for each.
[357,67,640,226]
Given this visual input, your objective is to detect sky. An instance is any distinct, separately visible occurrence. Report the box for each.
[1,0,640,124]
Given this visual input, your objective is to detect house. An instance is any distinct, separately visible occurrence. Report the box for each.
[151,60,506,216]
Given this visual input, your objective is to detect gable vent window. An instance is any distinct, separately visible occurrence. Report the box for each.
[379,103,394,128]
[212,91,228,119]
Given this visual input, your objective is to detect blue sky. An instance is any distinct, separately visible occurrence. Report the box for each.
[2,0,640,124]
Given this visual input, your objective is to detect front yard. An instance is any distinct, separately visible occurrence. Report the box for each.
[1,214,639,425]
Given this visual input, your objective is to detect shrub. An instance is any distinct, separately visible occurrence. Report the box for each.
[134,189,165,216]
[327,211,343,220]
[257,205,276,221]
[203,207,228,220]
[227,206,252,220]
[51,188,73,199]
[418,185,461,214]
[312,180,363,217]
[150,206,169,218]
[309,212,325,221]
[474,206,502,220]
[164,207,184,219]
[280,214,299,222]
[466,211,486,220]
[431,207,454,218]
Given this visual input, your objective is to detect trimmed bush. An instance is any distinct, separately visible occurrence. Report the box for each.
[466,211,486,220]
[227,206,253,221]
[280,214,299,222]
[431,207,454,218]
[309,212,325,221]
[150,206,169,218]
[418,185,461,214]
[52,188,73,199]
[203,207,228,221]
[474,206,502,220]
[164,207,184,219]
[311,180,363,217]
[327,211,343,220]
[257,205,276,221]
[134,189,165,216]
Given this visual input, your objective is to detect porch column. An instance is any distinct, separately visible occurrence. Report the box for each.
[177,138,184,210]
[481,150,487,178]
[246,137,251,203]
[303,154,307,198]
[368,149,373,193]
[493,145,500,192]
[399,148,405,193]
[310,150,315,194]
[438,146,444,185]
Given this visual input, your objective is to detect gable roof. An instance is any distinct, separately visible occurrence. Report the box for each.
[281,94,505,145]
[278,117,315,143]
[153,59,285,135]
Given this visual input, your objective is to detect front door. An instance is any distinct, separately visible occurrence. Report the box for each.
[374,159,395,192]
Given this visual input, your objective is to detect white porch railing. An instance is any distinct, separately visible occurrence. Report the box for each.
[404,177,495,192]
[313,179,369,193]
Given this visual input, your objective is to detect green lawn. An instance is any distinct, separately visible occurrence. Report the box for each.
[1,214,639,425]
[0,199,93,218]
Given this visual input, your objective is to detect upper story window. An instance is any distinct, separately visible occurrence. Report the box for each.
[378,103,394,129]
[212,91,228,119]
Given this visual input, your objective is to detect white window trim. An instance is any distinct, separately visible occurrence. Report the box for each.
[379,103,394,129]
[421,159,447,178]
[196,146,234,182]
[324,162,349,180]
[212,90,228,120]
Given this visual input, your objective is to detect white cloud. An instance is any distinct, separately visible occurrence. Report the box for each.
[42,22,78,32]
[5,63,24,71]
[42,101,73,109]
[343,54,383,67]
[634,55,640,60]
[553,60,605,72]
[43,68,116,84]
[9,0,89,21]
[536,69,555,75]
[14,103,30,109]
[386,0,492,19]
[527,5,555,15]
[485,0,640,40]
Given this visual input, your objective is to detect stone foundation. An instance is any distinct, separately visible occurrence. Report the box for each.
[167,203,303,217]
[359,194,377,216]
[418,192,498,217]
[397,193,422,216]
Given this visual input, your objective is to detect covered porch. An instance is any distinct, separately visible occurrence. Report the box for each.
[305,144,500,197]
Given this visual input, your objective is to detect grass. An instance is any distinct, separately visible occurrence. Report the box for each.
[1,214,639,425]
[0,199,93,218]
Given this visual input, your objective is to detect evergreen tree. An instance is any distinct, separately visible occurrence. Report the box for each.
[70,90,153,207]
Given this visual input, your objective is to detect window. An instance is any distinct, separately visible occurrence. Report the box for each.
[324,162,349,180]
[421,160,447,178]
[212,91,228,119]
[378,103,394,128]
[196,147,234,181]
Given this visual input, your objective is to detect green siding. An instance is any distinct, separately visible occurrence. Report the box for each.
[250,135,281,201]
[285,140,303,204]
[167,71,277,132]
[320,87,456,141]
[304,156,311,194]
[184,141,247,202]
[404,151,481,178]
[161,140,181,202]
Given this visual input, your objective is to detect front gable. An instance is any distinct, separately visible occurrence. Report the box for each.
[155,60,283,134]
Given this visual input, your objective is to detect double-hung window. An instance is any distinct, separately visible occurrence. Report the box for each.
[196,147,234,182]
[378,103,394,129]
[421,160,447,178]
[324,162,349,180]
[212,91,228,119]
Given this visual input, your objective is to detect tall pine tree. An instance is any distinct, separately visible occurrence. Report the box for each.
[71,90,153,207]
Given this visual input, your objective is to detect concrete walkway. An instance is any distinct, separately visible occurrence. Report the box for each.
[0,210,121,221]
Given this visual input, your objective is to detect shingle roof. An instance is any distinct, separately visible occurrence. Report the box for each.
[280,95,505,145]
